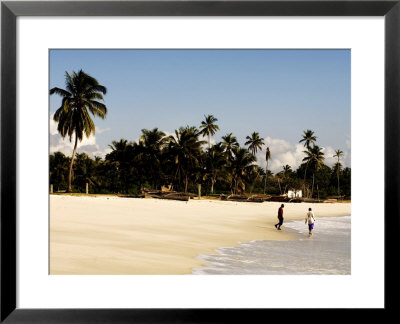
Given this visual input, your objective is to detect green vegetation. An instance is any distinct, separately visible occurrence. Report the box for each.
[199,114,219,149]
[333,149,344,195]
[50,71,350,199]
[50,125,351,199]
[50,70,107,192]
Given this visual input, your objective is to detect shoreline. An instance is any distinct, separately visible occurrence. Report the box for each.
[193,216,351,275]
[50,195,351,275]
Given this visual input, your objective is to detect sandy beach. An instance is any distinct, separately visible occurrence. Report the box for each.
[50,195,351,274]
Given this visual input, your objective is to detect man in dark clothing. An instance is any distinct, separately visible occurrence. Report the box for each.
[275,204,284,230]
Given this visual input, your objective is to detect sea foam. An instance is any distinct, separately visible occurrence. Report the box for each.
[192,216,351,275]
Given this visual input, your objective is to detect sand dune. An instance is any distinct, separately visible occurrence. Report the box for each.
[50,195,350,274]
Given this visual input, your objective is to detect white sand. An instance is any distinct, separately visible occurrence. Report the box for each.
[50,195,351,274]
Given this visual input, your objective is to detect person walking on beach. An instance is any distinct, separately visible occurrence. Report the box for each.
[275,204,284,230]
[305,208,316,235]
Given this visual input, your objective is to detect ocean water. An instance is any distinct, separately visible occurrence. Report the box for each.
[192,216,351,275]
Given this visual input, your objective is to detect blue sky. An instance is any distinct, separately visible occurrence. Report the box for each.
[49,49,351,172]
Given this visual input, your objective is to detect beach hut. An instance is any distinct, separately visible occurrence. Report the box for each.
[288,189,302,198]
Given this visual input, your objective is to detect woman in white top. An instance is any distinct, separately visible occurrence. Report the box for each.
[305,208,316,235]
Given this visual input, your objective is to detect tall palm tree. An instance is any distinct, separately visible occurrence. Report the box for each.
[199,115,219,149]
[245,132,265,156]
[221,133,239,161]
[333,149,344,195]
[299,130,317,196]
[264,147,271,194]
[299,129,317,150]
[302,145,325,197]
[50,70,107,192]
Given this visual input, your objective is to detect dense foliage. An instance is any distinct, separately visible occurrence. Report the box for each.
[49,124,351,199]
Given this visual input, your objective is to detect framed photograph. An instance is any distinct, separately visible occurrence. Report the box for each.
[1,0,398,322]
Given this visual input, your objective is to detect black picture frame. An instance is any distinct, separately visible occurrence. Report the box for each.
[1,0,398,322]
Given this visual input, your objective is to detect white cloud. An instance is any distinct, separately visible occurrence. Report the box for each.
[95,127,111,134]
[49,114,111,158]
[322,146,337,166]
[322,142,351,169]
[255,137,305,173]
[255,136,351,173]
[264,137,293,154]
[49,115,59,135]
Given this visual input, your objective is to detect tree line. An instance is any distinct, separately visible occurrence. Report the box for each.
[49,124,350,198]
[50,70,351,199]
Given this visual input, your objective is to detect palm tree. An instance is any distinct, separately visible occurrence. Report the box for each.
[245,132,265,156]
[221,133,239,161]
[248,166,264,194]
[73,152,101,192]
[276,165,293,194]
[333,149,344,195]
[302,145,325,197]
[168,126,206,193]
[299,130,317,196]
[275,172,283,195]
[199,115,219,149]
[299,129,317,150]
[50,70,107,192]
[107,139,134,193]
[282,164,292,174]
[204,143,227,194]
[228,148,256,194]
[108,139,129,152]
[140,128,168,151]
[264,147,271,194]
[139,128,168,189]
[49,152,69,192]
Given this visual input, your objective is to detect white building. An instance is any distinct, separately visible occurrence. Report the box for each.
[288,190,302,198]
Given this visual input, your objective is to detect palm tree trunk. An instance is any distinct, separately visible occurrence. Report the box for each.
[67,135,79,193]
[263,160,268,195]
[173,163,180,188]
[337,169,340,196]
[311,173,315,198]
[303,163,309,197]
[263,175,266,195]
[185,175,188,193]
